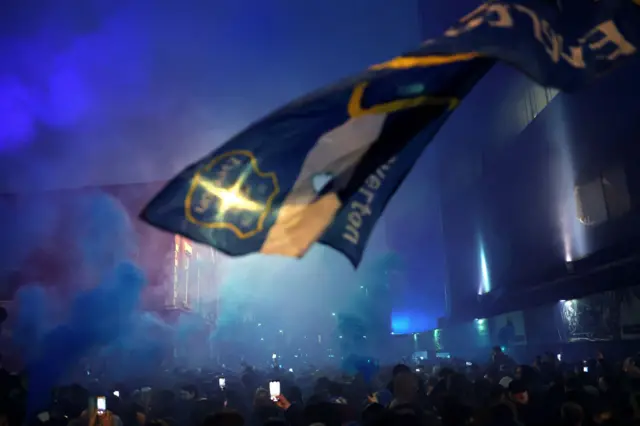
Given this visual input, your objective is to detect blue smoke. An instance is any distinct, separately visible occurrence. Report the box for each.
[12,285,49,358]
[0,0,299,192]
[72,193,138,275]
[0,197,62,290]
[28,261,146,412]
[1,191,149,413]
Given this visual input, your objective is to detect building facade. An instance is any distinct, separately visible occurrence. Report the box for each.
[170,234,220,320]
[415,1,640,323]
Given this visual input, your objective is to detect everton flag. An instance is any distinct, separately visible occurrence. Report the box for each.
[142,0,639,266]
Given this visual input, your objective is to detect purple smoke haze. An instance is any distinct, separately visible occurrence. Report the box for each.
[0,0,419,192]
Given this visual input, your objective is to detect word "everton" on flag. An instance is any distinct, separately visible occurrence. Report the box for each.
[141,0,639,266]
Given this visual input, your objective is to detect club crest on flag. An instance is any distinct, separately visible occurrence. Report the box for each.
[184,150,279,239]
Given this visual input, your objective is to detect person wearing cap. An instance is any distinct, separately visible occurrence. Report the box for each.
[508,379,533,425]
[508,380,529,406]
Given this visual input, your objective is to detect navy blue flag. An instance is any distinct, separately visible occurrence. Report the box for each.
[318,109,461,266]
[142,0,639,266]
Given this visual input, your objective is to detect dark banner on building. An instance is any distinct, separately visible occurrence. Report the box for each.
[619,285,640,340]
[559,292,616,342]
[522,304,562,345]
[415,285,640,352]
[490,311,527,347]
[438,319,491,353]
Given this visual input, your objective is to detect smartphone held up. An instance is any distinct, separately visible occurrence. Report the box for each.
[269,381,280,402]
[96,396,106,415]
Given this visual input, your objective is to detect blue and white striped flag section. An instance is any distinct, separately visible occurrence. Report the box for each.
[141,0,639,266]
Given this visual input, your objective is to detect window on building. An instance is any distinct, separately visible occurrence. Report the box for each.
[575,178,608,225]
[602,166,631,218]
[494,79,559,151]
[527,85,559,121]
[575,166,631,226]
[183,241,192,309]
[515,85,559,133]
[173,236,180,307]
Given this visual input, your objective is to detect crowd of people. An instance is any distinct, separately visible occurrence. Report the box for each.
[1,347,640,426]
